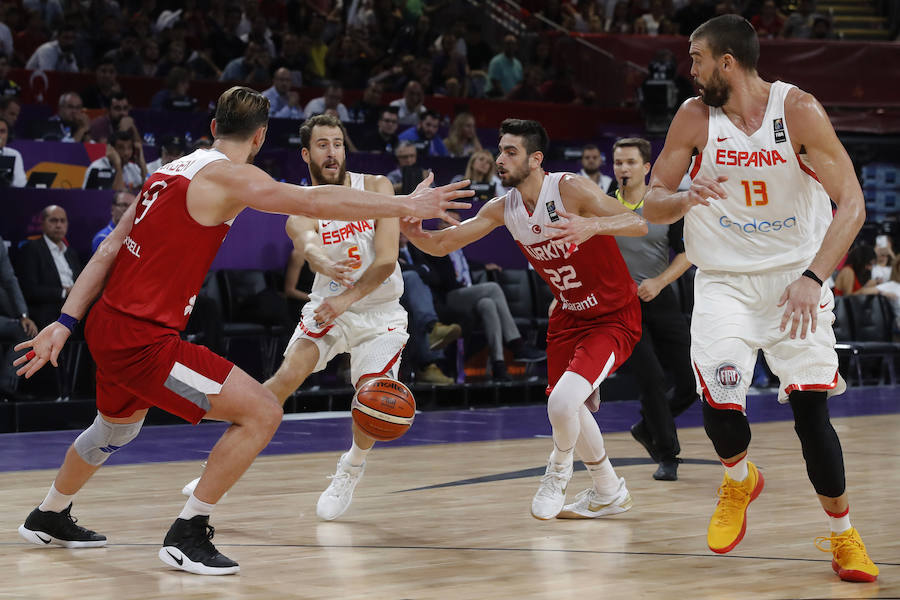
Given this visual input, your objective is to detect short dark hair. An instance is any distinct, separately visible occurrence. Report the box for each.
[690,15,760,71]
[214,86,270,139]
[110,91,129,103]
[499,118,548,155]
[299,113,347,150]
[0,96,19,111]
[581,143,599,154]
[420,109,441,122]
[612,137,652,164]
[379,106,399,120]
[112,130,133,144]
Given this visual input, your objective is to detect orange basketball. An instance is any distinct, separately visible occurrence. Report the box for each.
[351,378,416,442]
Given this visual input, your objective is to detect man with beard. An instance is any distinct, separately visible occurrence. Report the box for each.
[182,114,415,521]
[578,144,614,195]
[641,15,877,581]
[14,88,473,576]
[401,119,647,521]
[25,24,78,72]
[89,92,137,145]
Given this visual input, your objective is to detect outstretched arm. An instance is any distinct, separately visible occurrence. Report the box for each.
[544,174,647,245]
[14,204,137,377]
[643,98,727,224]
[399,196,505,257]
[193,164,473,225]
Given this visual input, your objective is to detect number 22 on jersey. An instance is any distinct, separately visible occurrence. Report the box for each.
[544,265,582,291]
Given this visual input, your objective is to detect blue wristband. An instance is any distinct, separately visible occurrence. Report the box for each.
[57,313,78,332]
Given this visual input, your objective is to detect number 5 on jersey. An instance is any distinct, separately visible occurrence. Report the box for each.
[347,245,362,268]
[544,265,582,291]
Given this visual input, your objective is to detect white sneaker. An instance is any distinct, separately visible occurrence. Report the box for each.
[530,461,573,520]
[316,453,365,521]
[557,477,633,519]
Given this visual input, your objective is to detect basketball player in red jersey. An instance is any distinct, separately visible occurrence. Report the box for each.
[401,119,647,520]
[13,87,472,575]
[642,16,877,581]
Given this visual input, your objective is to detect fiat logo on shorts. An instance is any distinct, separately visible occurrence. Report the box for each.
[532,224,542,234]
[716,363,742,388]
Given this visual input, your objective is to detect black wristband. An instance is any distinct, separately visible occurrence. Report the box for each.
[802,269,823,287]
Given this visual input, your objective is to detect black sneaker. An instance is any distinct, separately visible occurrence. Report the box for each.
[492,360,511,382]
[158,515,239,575]
[653,459,679,481]
[511,344,546,363]
[630,421,660,462]
[18,503,107,548]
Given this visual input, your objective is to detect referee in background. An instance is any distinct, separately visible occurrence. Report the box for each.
[612,138,697,481]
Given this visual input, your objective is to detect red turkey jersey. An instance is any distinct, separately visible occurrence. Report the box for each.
[101,149,231,330]
[504,172,637,320]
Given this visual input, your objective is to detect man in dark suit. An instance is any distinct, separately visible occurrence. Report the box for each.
[1,235,37,398]
[17,205,83,328]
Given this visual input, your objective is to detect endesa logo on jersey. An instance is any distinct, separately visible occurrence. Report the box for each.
[719,214,796,234]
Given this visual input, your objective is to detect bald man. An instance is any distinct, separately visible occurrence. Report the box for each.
[17,206,83,328]
[262,67,304,119]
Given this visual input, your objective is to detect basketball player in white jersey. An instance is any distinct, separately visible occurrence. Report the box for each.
[402,119,647,521]
[642,15,877,581]
[183,114,412,521]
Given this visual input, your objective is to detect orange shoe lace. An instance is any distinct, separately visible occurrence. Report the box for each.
[713,482,750,527]
[814,531,874,568]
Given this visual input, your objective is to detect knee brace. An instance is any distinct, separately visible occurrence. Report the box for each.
[790,391,845,497]
[702,401,751,459]
[73,414,144,466]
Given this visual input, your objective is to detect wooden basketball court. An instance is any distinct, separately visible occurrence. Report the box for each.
[1,409,897,599]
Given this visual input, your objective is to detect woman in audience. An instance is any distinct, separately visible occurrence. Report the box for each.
[443,112,482,158]
[834,243,880,296]
[451,149,507,203]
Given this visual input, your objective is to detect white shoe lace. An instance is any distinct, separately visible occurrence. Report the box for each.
[535,469,569,500]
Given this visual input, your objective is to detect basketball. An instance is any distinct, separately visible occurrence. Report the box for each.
[351,378,416,442]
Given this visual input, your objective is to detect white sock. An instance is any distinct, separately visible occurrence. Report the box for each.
[826,507,852,534]
[586,457,621,498]
[549,443,574,468]
[178,493,216,520]
[346,441,371,467]
[38,483,74,513]
[723,456,749,482]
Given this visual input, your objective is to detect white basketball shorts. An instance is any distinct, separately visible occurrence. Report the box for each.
[286,301,409,386]
[691,268,846,411]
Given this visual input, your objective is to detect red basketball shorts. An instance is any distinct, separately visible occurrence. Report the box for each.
[85,299,235,424]
[545,297,641,396]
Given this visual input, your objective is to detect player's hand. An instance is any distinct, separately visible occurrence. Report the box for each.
[637,277,664,302]
[314,295,352,326]
[543,207,598,246]
[777,276,821,340]
[399,217,432,240]
[318,257,359,288]
[13,322,72,378]
[406,174,473,225]
[682,175,728,210]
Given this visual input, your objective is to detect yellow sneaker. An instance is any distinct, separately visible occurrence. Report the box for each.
[707,461,764,554]
[815,527,879,582]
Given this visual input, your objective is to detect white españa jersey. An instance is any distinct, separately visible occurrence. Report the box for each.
[308,172,403,310]
[685,81,832,273]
